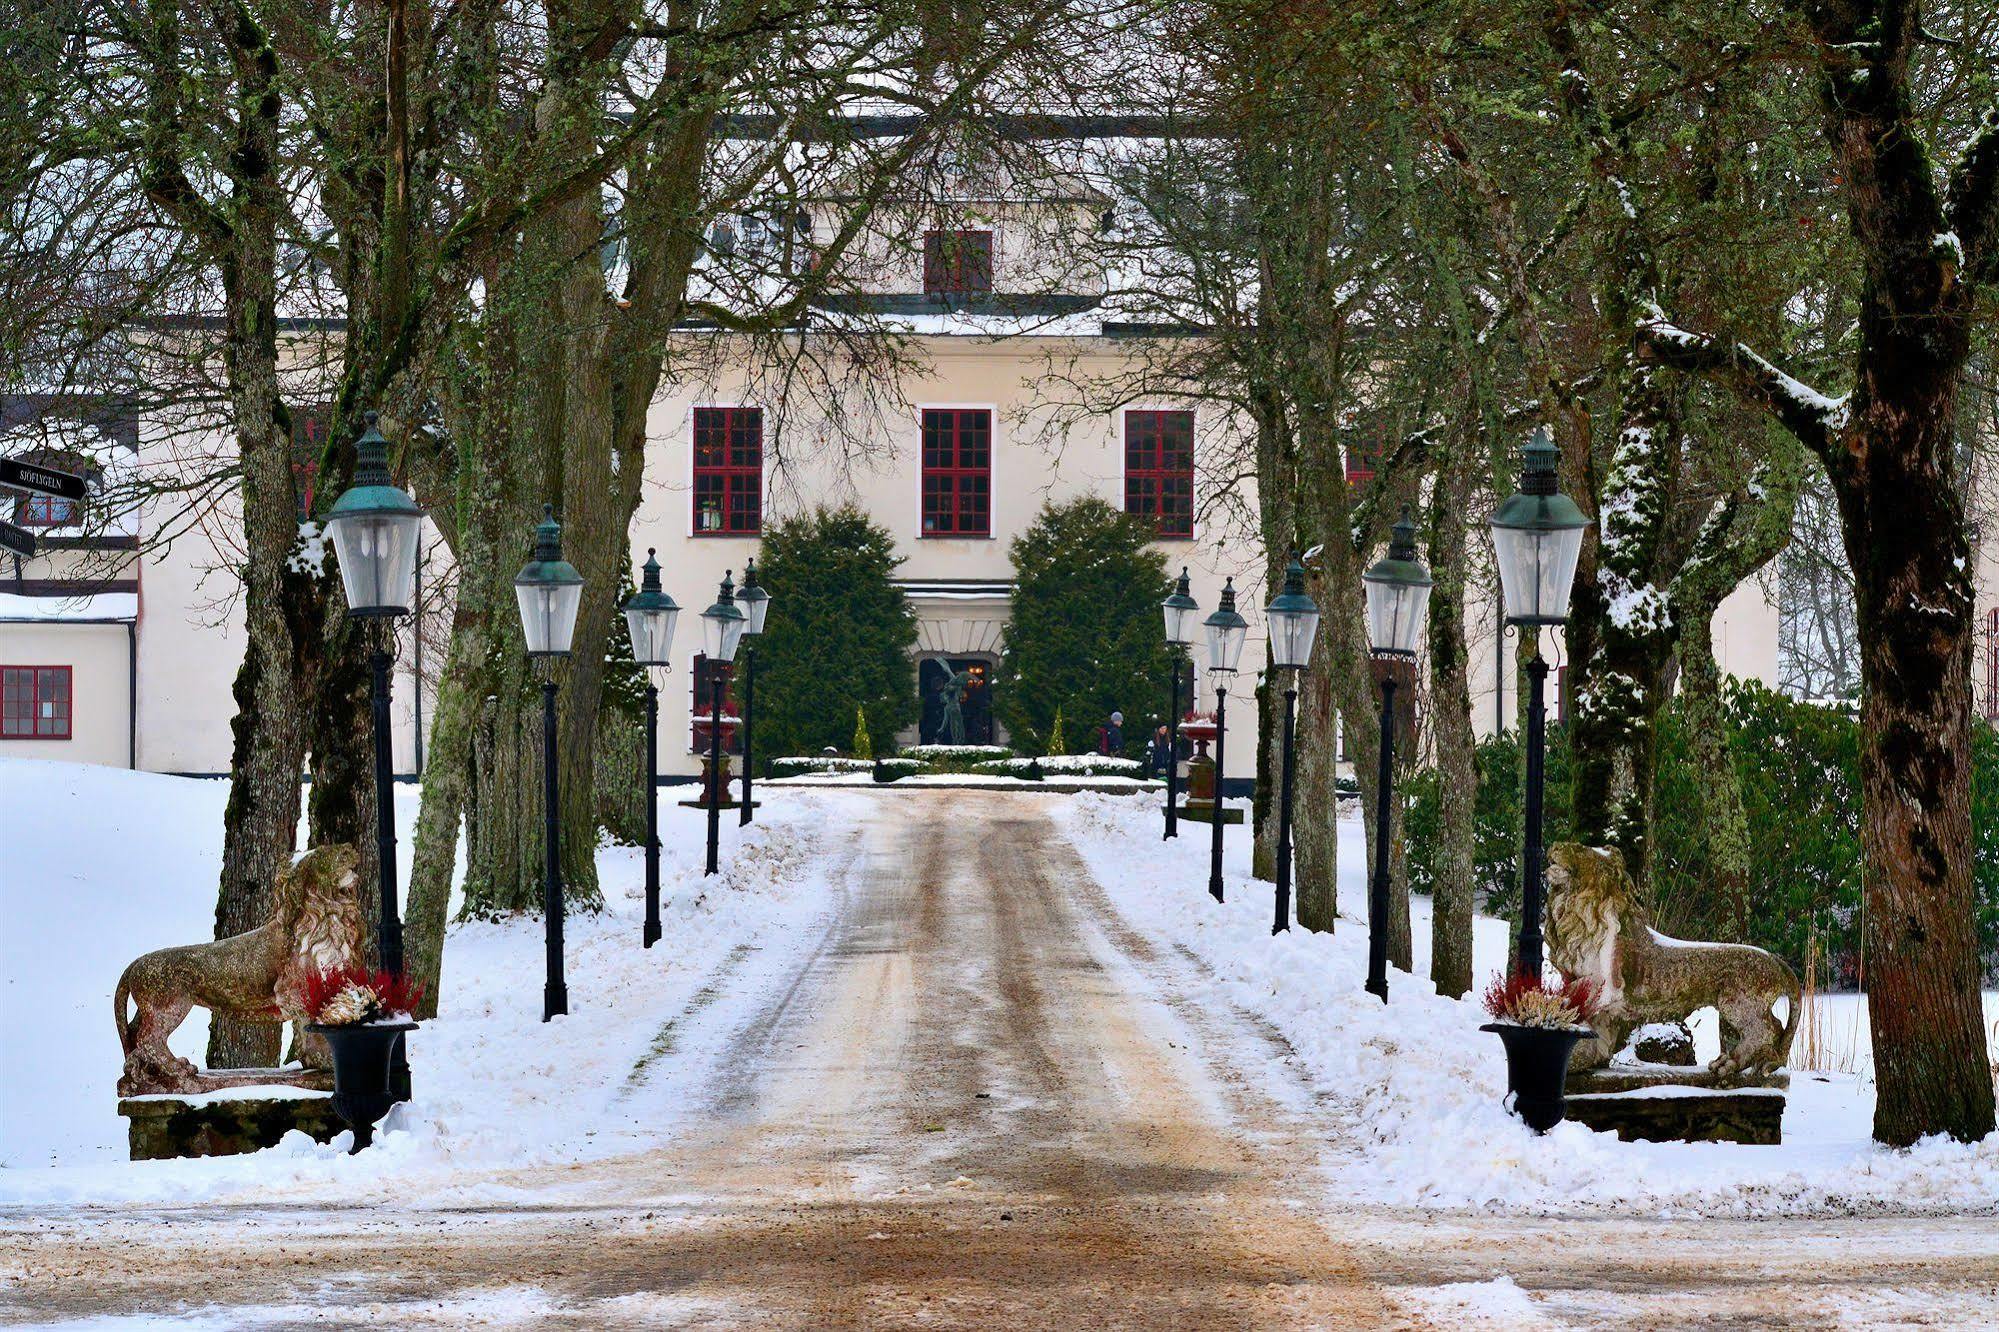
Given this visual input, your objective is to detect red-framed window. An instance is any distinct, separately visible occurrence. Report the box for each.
[14,494,78,527]
[1124,409,1194,539]
[1986,609,1999,721]
[923,230,993,297]
[688,654,740,752]
[692,407,762,535]
[921,409,991,537]
[2,666,71,739]
[1345,438,1383,484]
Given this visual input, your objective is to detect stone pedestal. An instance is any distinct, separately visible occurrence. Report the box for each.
[1564,1086,1786,1145]
[119,1083,342,1161]
[1564,1063,1788,1144]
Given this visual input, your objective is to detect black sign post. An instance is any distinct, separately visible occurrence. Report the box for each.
[0,520,34,558]
[0,458,89,502]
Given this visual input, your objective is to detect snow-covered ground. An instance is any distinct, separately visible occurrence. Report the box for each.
[1053,792,1999,1217]
[0,757,863,1204]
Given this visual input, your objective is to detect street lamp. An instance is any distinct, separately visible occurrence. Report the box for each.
[698,572,746,876]
[736,558,770,828]
[325,411,424,980]
[1264,555,1321,936]
[622,549,679,949]
[1202,577,1249,903]
[1489,427,1588,980]
[1361,509,1432,998]
[514,505,584,1020]
[1160,569,1199,840]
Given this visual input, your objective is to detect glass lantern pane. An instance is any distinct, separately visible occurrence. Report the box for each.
[517,582,582,655]
[626,606,678,666]
[1494,525,1584,623]
[1163,604,1194,646]
[1207,620,1248,673]
[331,513,420,614]
[1270,606,1321,669]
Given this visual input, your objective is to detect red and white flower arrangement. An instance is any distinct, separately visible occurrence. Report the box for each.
[300,966,425,1026]
[1480,971,1602,1030]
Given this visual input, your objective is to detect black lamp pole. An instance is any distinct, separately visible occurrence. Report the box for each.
[368,631,403,975]
[1518,655,1549,980]
[541,673,567,1020]
[643,679,661,947]
[1366,673,1397,1000]
[1273,675,1298,935]
[1208,682,1228,903]
[739,645,756,827]
[707,668,725,876]
[1164,654,1181,839]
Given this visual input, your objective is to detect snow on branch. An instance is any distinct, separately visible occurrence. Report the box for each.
[1634,311,1847,456]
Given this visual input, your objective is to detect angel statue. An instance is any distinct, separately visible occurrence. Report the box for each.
[932,665,972,745]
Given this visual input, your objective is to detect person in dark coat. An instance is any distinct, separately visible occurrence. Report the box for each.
[1099,710,1124,756]
[1147,725,1174,777]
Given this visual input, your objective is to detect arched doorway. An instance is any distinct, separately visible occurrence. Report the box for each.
[918,655,998,745]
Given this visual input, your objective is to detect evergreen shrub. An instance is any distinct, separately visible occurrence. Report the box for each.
[996,498,1175,755]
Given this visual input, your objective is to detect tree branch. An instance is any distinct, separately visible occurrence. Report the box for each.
[1634,314,1844,458]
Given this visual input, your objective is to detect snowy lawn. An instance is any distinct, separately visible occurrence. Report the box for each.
[1055,791,1999,1217]
[0,757,860,1205]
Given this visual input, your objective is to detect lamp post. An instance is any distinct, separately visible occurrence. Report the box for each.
[736,558,770,828]
[1160,569,1199,840]
[1264,555,1322,936]
[514,505,584,1020]
[1360,510,1433,998]
[1202,577,1249,903]
[325,411,424,979]
[1489,428,1589,980]
[622,549,680,949]
[699,572,746,876]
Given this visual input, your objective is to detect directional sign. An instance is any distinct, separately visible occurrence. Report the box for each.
[0,519,34,558]
[0,458,89,502]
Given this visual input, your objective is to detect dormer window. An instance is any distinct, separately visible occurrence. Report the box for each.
[923,230,992,297]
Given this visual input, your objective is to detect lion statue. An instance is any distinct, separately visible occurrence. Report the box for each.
[114,844,366,1096]
[1545,842,1799,1086]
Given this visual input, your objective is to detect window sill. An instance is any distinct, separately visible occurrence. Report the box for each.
[918,532,994,540]
[690,530,762,539]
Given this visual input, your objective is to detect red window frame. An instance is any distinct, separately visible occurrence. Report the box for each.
[1124,409,1195,539]
[1345,439,1382,484]
[2,665,72,739]
[688,653,740,752]
[923,230,993,297]
[920,409,991,538]
[15,494,79,527]
[692,407,763,535]
[1986,609,1999,721]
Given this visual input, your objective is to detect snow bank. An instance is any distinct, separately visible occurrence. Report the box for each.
[1055,792,1999,1218]
[0,757,860,1205]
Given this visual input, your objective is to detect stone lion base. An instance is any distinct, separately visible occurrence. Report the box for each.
[119,1079,340,1161]
[1565,1084,1786,1145]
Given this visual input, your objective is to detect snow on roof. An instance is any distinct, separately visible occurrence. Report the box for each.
[0,592,138,623]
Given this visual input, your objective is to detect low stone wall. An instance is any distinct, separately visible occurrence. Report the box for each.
[1565,1086,1785,1145]
[118,1086,342,1161]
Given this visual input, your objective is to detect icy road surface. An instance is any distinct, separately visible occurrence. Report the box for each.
[4,792,1997,1328]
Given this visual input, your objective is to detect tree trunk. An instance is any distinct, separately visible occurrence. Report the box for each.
[1424,455,1478,999]
[1292,632,1340,931]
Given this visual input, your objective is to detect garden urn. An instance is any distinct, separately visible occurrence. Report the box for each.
[307,1020,418,1153]
[1481,1022,1590,1133]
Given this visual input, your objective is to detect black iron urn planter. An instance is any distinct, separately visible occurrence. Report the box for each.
[1481,1021,1591,1133]
[307,1020,418,1153]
